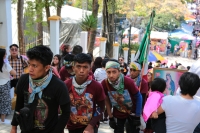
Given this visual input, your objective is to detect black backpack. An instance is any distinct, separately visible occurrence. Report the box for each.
[15,93,38,132]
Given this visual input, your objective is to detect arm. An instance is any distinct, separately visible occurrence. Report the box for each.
[134,92,142,116]
[105,96,113,118]
[10,69,16,76]
[53,103,70,133]
[157,105,165,115]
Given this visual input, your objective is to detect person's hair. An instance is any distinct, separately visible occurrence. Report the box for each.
[62,44,70,57]
[156,60,161,63]
[179,72,200,96]
[63,53,75,69]
[149,62,152,65]
[27,45,53,66]
[73,53,92,65]
[87,53,94,61]
[102,58,109,68]
[72,45,83,55]
[0,48,6,72]
[119,57,124,60]
[187,66,191,70]
[9,44,19,49]
[51,54,61,71]
[151,78,166,93]
[92,57,102,73]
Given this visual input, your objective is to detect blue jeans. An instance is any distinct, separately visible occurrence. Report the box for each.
[194,123,200,133]
[166,49,170,56]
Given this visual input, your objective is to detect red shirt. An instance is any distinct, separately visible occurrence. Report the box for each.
[101,76,139,119]
[65,79,106,130]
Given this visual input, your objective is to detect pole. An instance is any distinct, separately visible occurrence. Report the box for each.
[128,24,131,64]
[120,30,123,56]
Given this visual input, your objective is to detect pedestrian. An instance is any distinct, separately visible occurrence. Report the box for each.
[148,62,153,69]
[188,43,192,58]
[118,57,128,75]
[60,44,71,66]
[128,62,148,107]
[143,78,167,133]
[51,54,61,72]
[0,47,16,123]
[64,53,106,133]
[59,54,75,81]
[92,57,102,73]
[157,72,200,133]
[72,45,83,55]
[10,45,71,133]
[101,60,142,133]
[166,44,171,56]
[8,44,28,89]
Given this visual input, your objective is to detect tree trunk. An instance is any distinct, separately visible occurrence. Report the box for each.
[36,0,43,45]
[17,0,25,55]
[45,0,51,31]
[88,0,99,53]
[57,0,64,16]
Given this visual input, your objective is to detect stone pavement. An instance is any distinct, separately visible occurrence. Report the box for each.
[0,111,114,133]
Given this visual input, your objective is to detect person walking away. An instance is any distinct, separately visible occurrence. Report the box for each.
[101,60,142,133]
[166,44,171,56]
[10,45,71,133]
[64,53,106,133]
[157,72,200,133]
[0,47,16,123]
[8,44,28,89]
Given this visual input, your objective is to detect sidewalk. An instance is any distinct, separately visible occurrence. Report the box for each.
[0,111,114,133]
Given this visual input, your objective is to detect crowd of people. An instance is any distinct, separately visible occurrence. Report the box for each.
[0,44,200,133]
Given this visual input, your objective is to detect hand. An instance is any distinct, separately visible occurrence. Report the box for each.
[10,126,17,133]
[83,124,94,133]
[151,112,158,119]
[109,117,117,129]
[132,116,141,126]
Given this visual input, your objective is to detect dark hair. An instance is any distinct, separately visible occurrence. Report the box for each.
[63,53,75,69]
[179,72,200,96]
[87,53,94,61]
[72,45,83,55]
[10,44,19,49]
[151,78,166,93]
[0,48,6,72]
[51,54,61,71]
[62,44,70,57]
[149,62,152,65]
[73,53,92,65]
[27,45,53,66]
[102,58,109,68]
[187,66,190,70]
[92,57,102,73]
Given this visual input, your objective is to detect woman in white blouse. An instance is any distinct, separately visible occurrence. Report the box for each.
[0,47,16,123]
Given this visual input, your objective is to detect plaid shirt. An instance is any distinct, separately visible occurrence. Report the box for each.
[8,55,28,79]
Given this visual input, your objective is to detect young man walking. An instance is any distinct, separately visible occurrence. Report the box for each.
[10,45,70,133]
[101,60,143,133]
[65,53,106,133]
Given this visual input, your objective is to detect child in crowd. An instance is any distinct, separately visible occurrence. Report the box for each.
[143,78,167,133]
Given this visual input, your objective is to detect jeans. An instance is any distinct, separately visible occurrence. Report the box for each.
[166,49,170,56]
[194,123,200,133]
[114,118,139,133]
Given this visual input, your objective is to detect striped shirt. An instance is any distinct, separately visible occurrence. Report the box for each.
[8,55,28,79]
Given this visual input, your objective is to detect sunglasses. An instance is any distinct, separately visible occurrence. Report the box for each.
[130,68,137,72]
[11,48,18,52]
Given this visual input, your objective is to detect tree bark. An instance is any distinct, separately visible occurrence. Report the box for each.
[45,0,51,31]
[36,0,43,45]
[57,0,64,17]
[88,0,99,53]
[17,0,25,55]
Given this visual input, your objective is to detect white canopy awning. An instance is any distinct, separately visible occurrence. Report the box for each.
[150,31,168,40]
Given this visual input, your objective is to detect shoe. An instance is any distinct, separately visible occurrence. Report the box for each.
[103,118,108,124]
[0,119,11,124]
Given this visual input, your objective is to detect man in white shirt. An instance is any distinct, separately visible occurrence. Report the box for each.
[158,72,200,133]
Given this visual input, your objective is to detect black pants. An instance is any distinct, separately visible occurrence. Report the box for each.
[151,112,166,133]
[114,118,139,133]
[68,127,98,133]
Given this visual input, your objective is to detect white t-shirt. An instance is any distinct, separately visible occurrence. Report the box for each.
[0,63,12,85]
[94,68,107,83]
[161,95,200,133]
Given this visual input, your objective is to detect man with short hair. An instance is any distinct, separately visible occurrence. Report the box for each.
[8,44,28,88]
[65,53,105,133]
[10,45,71,133]
[101,60,142,133]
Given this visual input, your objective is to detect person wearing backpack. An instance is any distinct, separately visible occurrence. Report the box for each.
[64,53,106,133]
[10,45,71,133]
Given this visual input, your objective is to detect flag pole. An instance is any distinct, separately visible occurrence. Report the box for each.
[138,10,155,91]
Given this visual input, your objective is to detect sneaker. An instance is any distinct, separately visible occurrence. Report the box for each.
[103,118,108,124]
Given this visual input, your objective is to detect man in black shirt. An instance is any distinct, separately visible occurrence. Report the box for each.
[10,45,70,133]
